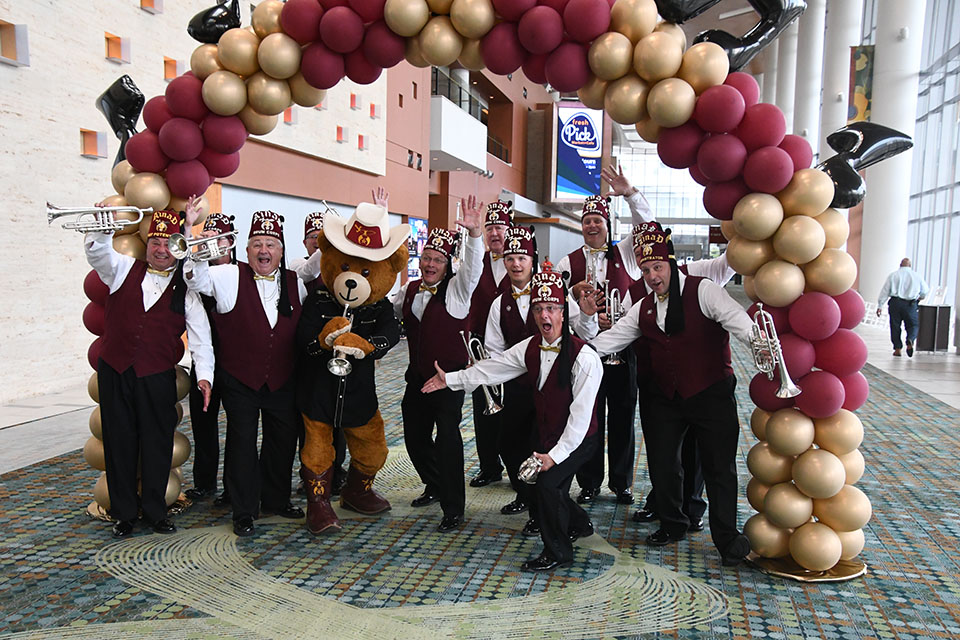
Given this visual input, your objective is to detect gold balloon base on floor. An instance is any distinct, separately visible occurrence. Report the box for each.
[86,494,192,522]
[747,554,867,582]
[86,501,114,522]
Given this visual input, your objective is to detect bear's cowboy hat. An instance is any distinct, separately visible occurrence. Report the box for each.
[323,203,410,261]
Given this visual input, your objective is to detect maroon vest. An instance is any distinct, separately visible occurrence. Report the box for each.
[523,336,599,451]
[211,262,302,391]
[469,253,507,337]
[402,279,469,380]
[499,289,538,347]
[638,275,733,399]
[101,261,186,377]
[567,245,635,300]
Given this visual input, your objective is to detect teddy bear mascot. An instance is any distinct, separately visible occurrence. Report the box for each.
[295,202,410,534]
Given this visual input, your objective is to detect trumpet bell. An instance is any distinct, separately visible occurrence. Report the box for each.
[168,234,190,259]
[327,356,352,377]
[518,455,543,484]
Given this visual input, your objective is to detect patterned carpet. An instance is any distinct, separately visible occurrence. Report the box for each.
[1,333,959,639]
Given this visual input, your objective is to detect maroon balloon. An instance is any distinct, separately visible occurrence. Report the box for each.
[320,0,348,7]
[143,96,174,134]
[833,288,866,329]
[734,103,786,152]
[840,371,869,411]
[301,42,346,89]
[518,6,564,54]
[480,23,528,75]
[723,71,759,107]
[201,114,248,154]
[494,0,537,20]
[743,146,794,194]
[165,159,212,199]
[522,53,549,84]
[563,0,610,43]
[84,270,109,305]
[82,302,105,336]
[788,292,842,341]
[280,0,325,45]
[748,302,790,335]
[348,0,385,22]
[794,370,845,418]
[320,6,365,53]
[158,117,204,162]
[538,0,570,11]
[545,42,589,92]
[345,49,383,84]
[813,328,868,377]
[88,337,104,372]
[696,133,747,182]
[702,177,749,221]
[749,372,795,412]
[689,164,709,186]
[362,20,405,68]
[657,120,706,169]
[779,333,815,377]
[779,134,813,171]
[197,147,241,178]
[693,84,745,133]
[125,130,170,174]
[165,74,209,122]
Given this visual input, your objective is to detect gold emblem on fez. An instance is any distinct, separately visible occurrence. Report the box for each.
[263,220,274,231]
[508,238,521,250]
[156,221,168,232]
[538,284,551,297]
[642,244,653,256]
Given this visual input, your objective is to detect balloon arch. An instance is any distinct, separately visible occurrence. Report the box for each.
[80,0,904,581]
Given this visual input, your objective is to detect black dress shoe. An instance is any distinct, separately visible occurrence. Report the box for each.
[469,471,503,488]
[499,498,528,515]
[576,487,601,504]
[906,341,914,357]
[721,534,751,566]
[645,528,686,546]
[185,487,215,500]
[112,520,135,538]
[521,553,572,572]
[521,518,540,536]
[569,521,594,542]
[152,518,176,534]
[233,516,255,537]
[262,503,305,519]
[688,518,705,532]
[437,514,464,532]
[411,491,438,508]
[214,491,231,507]
[612,487,635,504]
[632,508,658,523]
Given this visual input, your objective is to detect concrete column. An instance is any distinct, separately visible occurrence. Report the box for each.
[858,0,926,301]
[794,0,826,144]
[762,40,779,104]
[450,68,470,111]
[818,0,862,161]
[776,22,799,131]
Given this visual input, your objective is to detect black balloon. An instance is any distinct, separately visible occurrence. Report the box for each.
[187,0,241,44]
[816,122,914,209]
[693,0,806,72]
[95,75,145,167]
[653,0,722,24]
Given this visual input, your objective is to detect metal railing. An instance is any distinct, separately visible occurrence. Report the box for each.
[431,68,485,123]
[487,135,509,163]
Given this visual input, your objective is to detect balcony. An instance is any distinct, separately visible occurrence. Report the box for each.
[429,91,488,173]
[431,68,486,124]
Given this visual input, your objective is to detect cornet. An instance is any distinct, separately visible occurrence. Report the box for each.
[459,331,503,415]
[750,303,802,399]
[327,306,354,377]
[603,287,624,365]
[167,231,238,262]
[46,202,150,233]
[518,454,543,484]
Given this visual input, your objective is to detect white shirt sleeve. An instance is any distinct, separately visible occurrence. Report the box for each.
[446,337,533,393]
[555,254,573,287]
[617,238,641,280]
[590,298,644,356]
[293,250,323,283]
[445,234,484,319]
[392,282,409,320]
[625,190,654,224]
[185,291,215,384]
[685,254,736,287]
[877,272,894,307]
[184,261,240,314]
[547,345,603,464]
[484,294,507,355]
[296,277,308,304]
[569,298,599,340]
[84,231,134,294]
[697,278,753,344]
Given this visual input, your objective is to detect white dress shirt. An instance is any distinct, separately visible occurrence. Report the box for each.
[488,252,507,285]
[84,232,215,383]
[484,284,599,355]
[446,335,603,464]
[391,233,484,321]
[878,266,929,306]
[288,249,323,284]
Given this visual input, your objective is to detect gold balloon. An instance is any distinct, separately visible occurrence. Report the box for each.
[239,104,279,135]
[792,448,846,499]
[93,472,111,510]
[777,168,835,217]
[654,21,686,50]
[837,448,865,484]
[743,274,759,302]
[175,366,190,401]
[111,160,137,196]
[789,522,842,571]
[604,74,649,124]
[753,260,805,307]
[774,214,826,265]
[458,38,485,70]
[99,195,140,237]
[450,0,495,39]
[252,0,284,39]
[677,42,729,94]
[645,77,695,128]
[246,71,292,116]
[138,216,151,243]
[725,236,775,277]
[802,248,857,296]
[764,482,814,529]
[113,234,146,261]
[836,528,865,560]
[429,0,454,10]
[815,208,850,249]
[172,466,185,483]
[746,477,771,512]
[83,436,106,471]
[169,195,211,226]
[164,470,183,507]
[633,31,683,84]
[578,75,609,110]
[420,16,463,67]
[813,484,872,532]
[634,117,661,143]
[218,28,261,78]
[746,441,794,485]
[289,72,327,108]
[750,407,771,441]
[733,193,784,241]
[385,0,431,37]
[813,409,863,456]
[190,44,224,80]
[258,32,302,80]
[88,372,99,403]
[720,219,737,241]
[589,32,634,81]
[171,430,191,468]
[124,172,171,213]
[175,401,184,426]
[404,37,431,68]
[202,70,248,116]
[744,513,792,558]
[89,407,102,438]
[611,0,657,44]
[765,408,815,457]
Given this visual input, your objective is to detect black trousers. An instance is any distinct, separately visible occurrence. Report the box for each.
[888,297,920,350]
[575,354,637,492]
[219,370,300,521]
[498,381,537,503]
[472,387,504,477]
[640,422,706,521]
[401,371,465,517]
[188,365,223,491]
[535,434,597,563]
[645,376,741,553]
[97,360,177,524]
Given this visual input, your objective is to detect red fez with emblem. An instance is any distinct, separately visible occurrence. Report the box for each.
[581,195,610,221]
[147,209,182,239]
[531,270,566,305]
[484,200,513,227]
[503,225,535,257]
[304,211,324,236]
[633,221,674,265]
[202,212,235,236]
[424,228,457,259]
[249,210,284,241]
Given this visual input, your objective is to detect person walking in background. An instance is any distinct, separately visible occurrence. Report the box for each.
[877,258,929,357]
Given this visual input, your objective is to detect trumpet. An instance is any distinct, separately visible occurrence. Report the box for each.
[168,231,238,262]
[459,330,503,415]
[454,200,467,267]
[46,202,150,233]
[750,303,802,399]
[328,306,354,377]
[518,454,543,484]
[602,286,624,365]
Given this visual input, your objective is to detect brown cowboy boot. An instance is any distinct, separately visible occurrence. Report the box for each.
[302,466,341,535]
[339,465,391,514]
